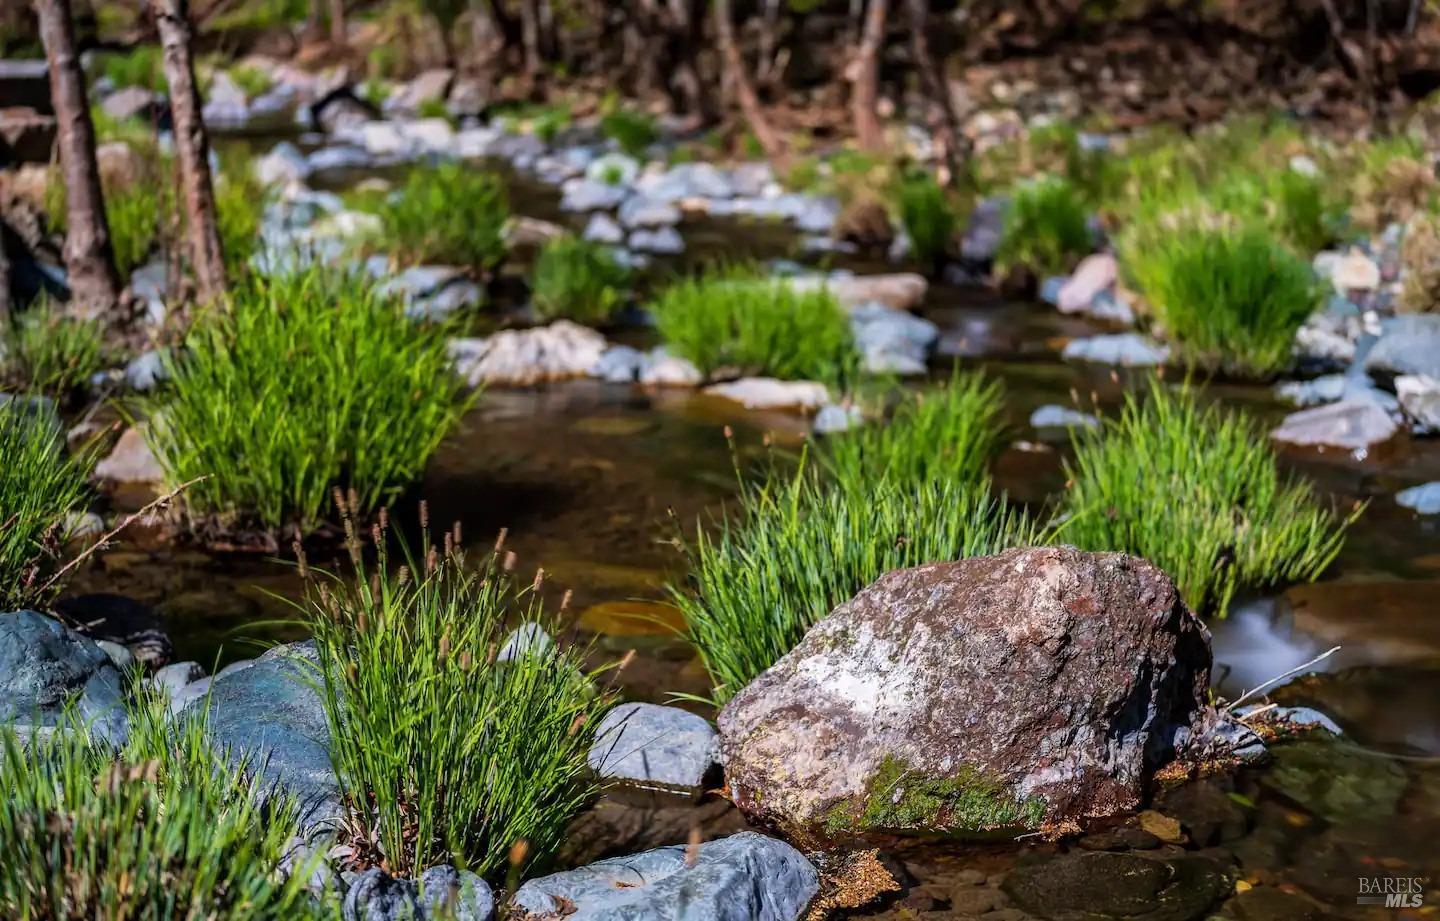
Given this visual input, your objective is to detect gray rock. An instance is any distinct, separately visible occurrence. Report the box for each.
[635,163,737,202]
[167,676,212,715]
[1270,399,1399,454]
[1030,404,1099,430]
[95,639,134,671]
[1062,333,1170,367]
[1365,314,1440,379]
[561,178,630,212]
[305,146,379,183]
[1275,375,1347,407]
[627,226,685,255]
[1396,374,1440,432]
[813,404,863,435]
[382,68,454,118]
[960,196,1006,263]
[849,302,937,376]
[255,141,310,186]
[100,86,160,122]
[178,642,339,830]
[585,153,641,186]
[497,622,555,663]
[589,703,719,794]
[375,265,467,303]
[619,195,682,229]
[0,610,127,744]
[703,378,829,412]
[511,832,817,921]
[1397,482,1440,514]
[343,865,493,921]
[407,280,484,321]
[450,322,609,388]
[718,548,1213,842]
[583,212,625,245]
[150,661,205,696]
[1235,705,1343,735]
[592,345,645,383]
[638,349,702,387]
[123,349,169,392]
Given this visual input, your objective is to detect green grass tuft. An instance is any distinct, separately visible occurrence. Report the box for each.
[651,267,860,386]
[897,174,956,271]
[1120,219,1320,378]
[673,456,1041,704]
[823,372,1004,490]
[994,176,1091,278]
[366,163,509,271]
[96,45,165,93]
[306,512,610,878]
[599,108,658,158]
[1061,381,1355,616]
[2,304,106,396]
[0,400,91,610]
[530,235,631,324]
[0,691,324,919]
[144,267,471,534]
[227,63,274,98]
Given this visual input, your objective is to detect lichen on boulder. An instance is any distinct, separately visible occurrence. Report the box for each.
[717,547,1215,845]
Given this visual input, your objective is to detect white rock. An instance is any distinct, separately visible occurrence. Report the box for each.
[1057,254,1117,314]
[582,213,624,244]
[1271,398,1399,454]
[618,195,681,229]
[560,177,629,212]
[1397,374,1440,433]
[449,322,609,387]
[813,404,863,434]
[1062,333,1170,367]
[1397,482,1440,515]
[584,153,640,186]
[627,226,684,254]
[704,378,830,412]
[1030,405,1100,429]
[94,427,164,484]
[1329,249,1381,292]
[638,349,702,386]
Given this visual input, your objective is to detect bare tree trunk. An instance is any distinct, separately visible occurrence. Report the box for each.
[152,0,227,302]
[906,0,965,183]
[0,223,11,323]
[756,0,782,85]
[33,0,121,319]
[714,0,786,163]
[519,0,543,82]
[850,0,888,153]
[328,0,346,45]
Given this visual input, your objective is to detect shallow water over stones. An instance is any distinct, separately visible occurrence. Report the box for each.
[60,138,1440,918]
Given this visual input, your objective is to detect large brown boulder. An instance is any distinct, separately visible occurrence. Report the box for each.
[716,547,1214,844]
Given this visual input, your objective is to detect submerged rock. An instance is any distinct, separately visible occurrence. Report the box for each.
[178,642,339,830]
[1396,374,1440,432]
[1397,482,1440,514]
[449,322,609,387]
[0,610,128,744]
[511,832,817,921]
[1270,399,1399,454]
[1365,314,1440,379]
[717,547,1213,843]
[703,378,829,412]
[1062,333,1170,367]
[1002,851,1231,921]
[588,702,719,795]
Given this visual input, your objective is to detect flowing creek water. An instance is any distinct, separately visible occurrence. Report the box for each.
[69,149,1440,918]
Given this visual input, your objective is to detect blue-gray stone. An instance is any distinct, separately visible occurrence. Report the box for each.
[0,610,128,745]
[960,196,1006,263]
[512,832,818,921]
[344,866,494,921]
[150,661,205,696]
[562,178,630,212]
[593,345,645,383]
[619,195,682,229]
[1039,275,1065,306]
[1029,405,1100,430]
[179,641,339,829]
[583,213,625,245]
[628,226,685,255]
[589,703,719,794]
[813,404,863,435]
[1365,314,1440,379]
[1397,482,1440,514]
[124,349,169,391]
[1061,333,1170,367]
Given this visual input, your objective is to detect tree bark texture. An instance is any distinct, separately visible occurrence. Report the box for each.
[152,0,227,302]
[851,0,889,153]
[714,0,786,163]
[907,0,966,182]
[33,0,121,319]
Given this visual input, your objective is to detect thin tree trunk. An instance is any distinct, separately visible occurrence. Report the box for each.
[756,0,781,85]
[714,0,785,163]
[33,0,121,319]
[328,0,346,45]
[519,0,543,81]
[152,0,227,302]
[850,0,888,153]
[0,223,11,322]
[906,0,965,183]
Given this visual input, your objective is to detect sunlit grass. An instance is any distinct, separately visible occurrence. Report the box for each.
[897,174,957,271]
[994,176,1091,278]
[2,303,106,395]
[651,266,860,386]
[0,401,91,610]
[305,509,610,878]
[1061,381,1355,615]
[530,235,631,324]
[1120,218,1321,377]
[144,267,470,534]
[365,163,509,271]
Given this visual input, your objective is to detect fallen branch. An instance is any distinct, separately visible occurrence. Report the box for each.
[1222,645,1341,714]
[38,475,208,597]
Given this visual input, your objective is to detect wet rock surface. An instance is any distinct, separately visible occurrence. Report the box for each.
[1002,851,1232,921]
[0,610,128,744]
[343,865,493,921]
[588,702,720,795]
[512,832,818,921]
[718,547,1214,843]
